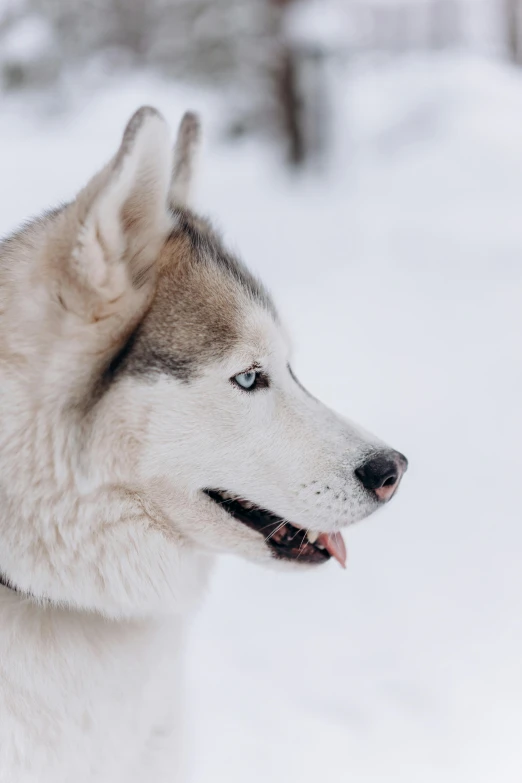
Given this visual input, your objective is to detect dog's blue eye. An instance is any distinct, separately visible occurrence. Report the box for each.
[232,368,270,392]
[234,370,257,390]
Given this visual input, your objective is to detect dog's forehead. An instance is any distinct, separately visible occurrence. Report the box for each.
[120,209,279,382]
[166,207,275,314]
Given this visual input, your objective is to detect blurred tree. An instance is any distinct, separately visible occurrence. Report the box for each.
[0,0,508,159]
[429,0,461,49]
[505,0,522,63]
[268,0,306,166]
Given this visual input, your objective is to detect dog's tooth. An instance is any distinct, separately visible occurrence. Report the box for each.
[242,501,254,509]
[306,530,319,544]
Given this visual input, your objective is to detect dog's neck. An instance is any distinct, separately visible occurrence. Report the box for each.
[0,386,214,617]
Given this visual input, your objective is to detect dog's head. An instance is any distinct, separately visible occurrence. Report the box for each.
[0,108,407,592]
[94,109,407,570]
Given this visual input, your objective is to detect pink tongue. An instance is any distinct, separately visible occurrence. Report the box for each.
[317,532,347,569]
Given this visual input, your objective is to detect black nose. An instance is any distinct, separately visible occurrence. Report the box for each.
[355,451,408,501]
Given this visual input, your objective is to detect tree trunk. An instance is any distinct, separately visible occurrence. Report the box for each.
[506,0,522,64]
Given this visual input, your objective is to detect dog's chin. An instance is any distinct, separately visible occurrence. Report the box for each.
[202,489,348,569]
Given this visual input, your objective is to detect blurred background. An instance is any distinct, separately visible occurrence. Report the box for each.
[1,1,521,781]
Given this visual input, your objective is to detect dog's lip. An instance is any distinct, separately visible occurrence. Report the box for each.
[203,489,347,568]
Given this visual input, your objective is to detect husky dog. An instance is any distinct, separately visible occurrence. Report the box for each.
[0,108,407,783]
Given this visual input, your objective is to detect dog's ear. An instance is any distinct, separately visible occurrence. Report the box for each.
[169,111,201,206]
[71,106,172,305]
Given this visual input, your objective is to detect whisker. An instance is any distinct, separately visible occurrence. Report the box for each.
[296,531,309,561]
[264,519,287,543]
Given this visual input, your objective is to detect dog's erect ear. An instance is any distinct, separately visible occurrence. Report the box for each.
[71,106,172,304]
[170,111,201,206]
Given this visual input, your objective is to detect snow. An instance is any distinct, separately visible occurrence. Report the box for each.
[1,54,521,783]
[283,0,354,50]
[0,14,54,64]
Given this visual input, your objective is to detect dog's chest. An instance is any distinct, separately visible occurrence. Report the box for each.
[0,597,186,783]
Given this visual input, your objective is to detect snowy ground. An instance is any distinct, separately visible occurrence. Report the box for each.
[1,54,521,783]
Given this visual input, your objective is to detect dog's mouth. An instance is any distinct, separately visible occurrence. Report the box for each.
[204,489,347,567]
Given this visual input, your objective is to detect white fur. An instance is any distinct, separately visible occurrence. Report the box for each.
[0,107,401,782]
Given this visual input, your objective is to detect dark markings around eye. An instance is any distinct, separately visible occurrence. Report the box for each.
[252,371,270,389]
[102,327,196,384]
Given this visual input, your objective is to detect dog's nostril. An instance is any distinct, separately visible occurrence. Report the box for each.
[355,451,405,495]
